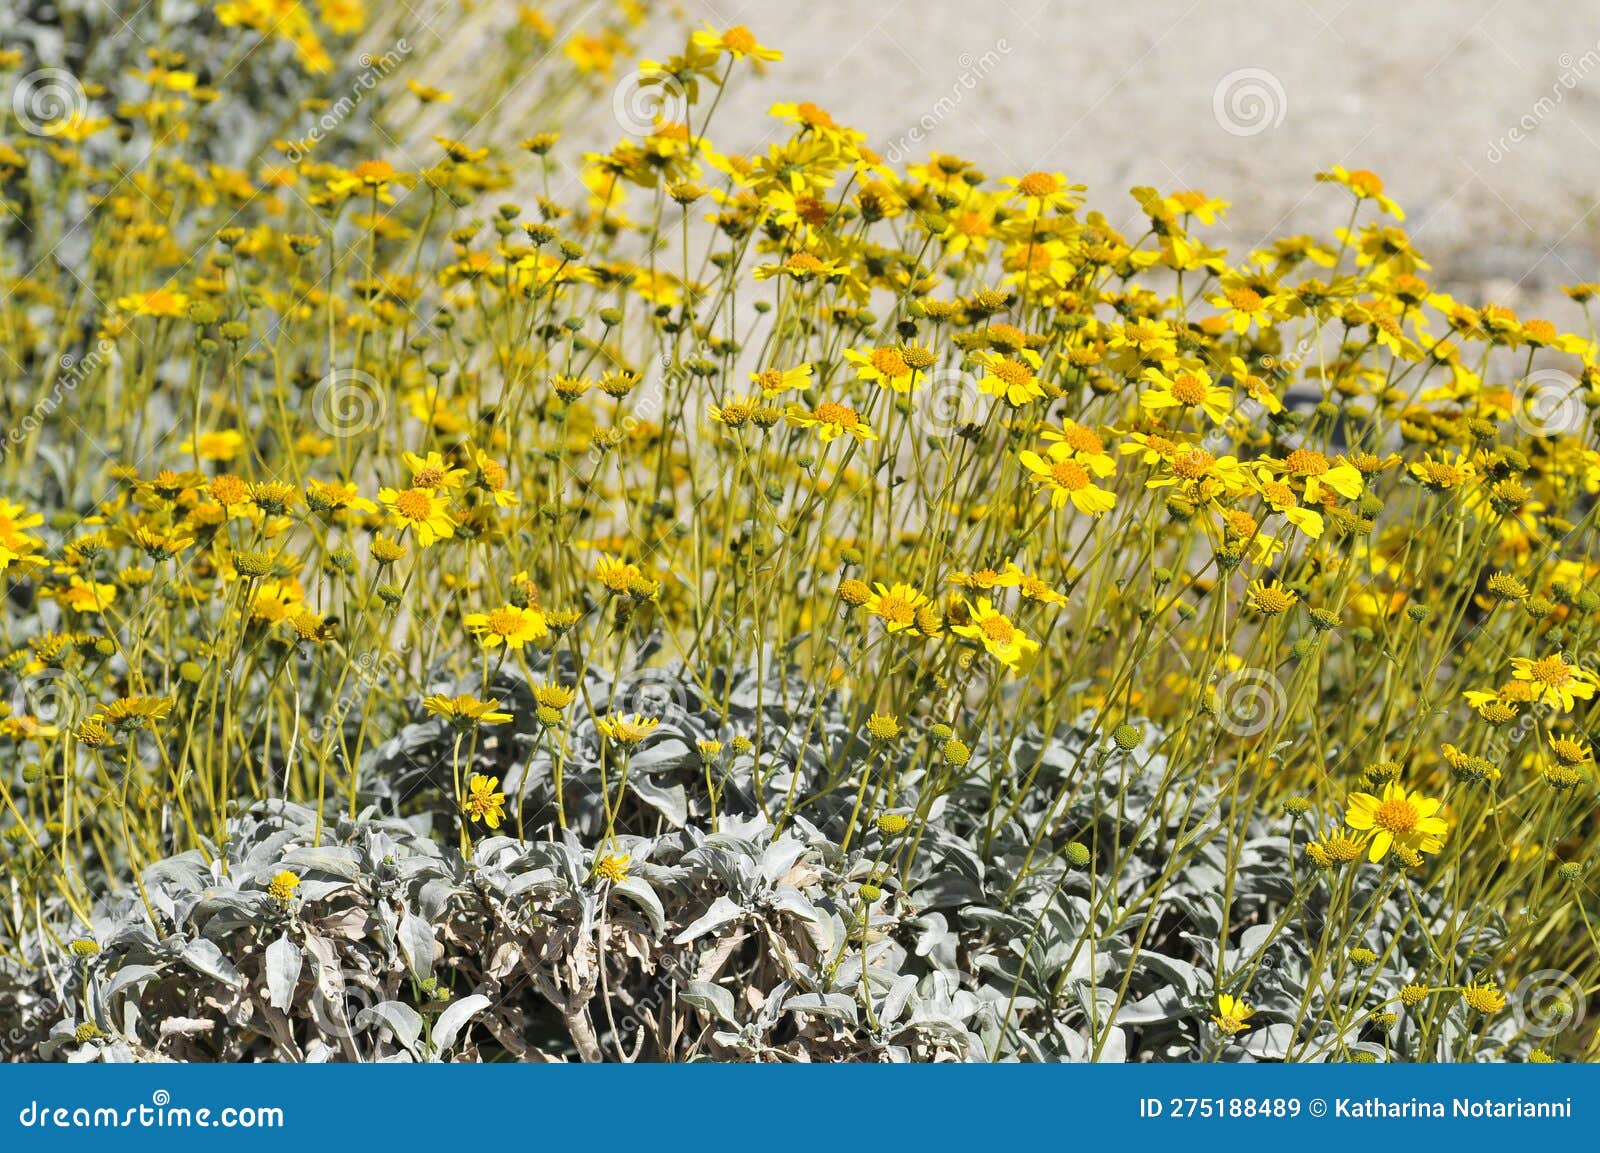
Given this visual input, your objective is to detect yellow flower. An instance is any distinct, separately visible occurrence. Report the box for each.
[593,853,631,883]
[379,486,455,546]
[1271,448,1364,502]
[844,346,921,394]
[60,576,117,613]
[117,288,189,317]
[1001,170,1082,217]
[952,598,1040,672]
[1246,579,1298,616]
[181,429,245,462]
[975,350,1046,406]
[1509,653,1598,712]
[267,870,300,904]
[1017,442,1117,515]
[1461,979,1506,1015]
[401,450,468,491]
[866,711,901,740]
[749,363,813,395]
[1316,166,1405,220]
[862,582,932,633]
[464,774,507,829]
[464,604,548,649]
[1344,781,1448,863]
[1140,366,1232,426]
[594,554,643,593]
[786,401,876,444]
[1211,993,1254,1036]
[596,714,660,746]
[691,24,782,66]
[423,694,513,728]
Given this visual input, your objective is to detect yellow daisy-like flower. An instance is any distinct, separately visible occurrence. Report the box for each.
[1271,448,1364,502]
[596,714,660,746]
[786,401,877,444]
[1017,442,1117,516]
[844,346,921,394]
[593,853,631,884]
[1316,166,1405,220]
[1211,993,1254,1036]
[952,598,1040,672]
[423,694,513,729]
[749,363,813,395]
[691,24,782,66]
[1461,979,1506,1015]
[862,581,932,633]
[1246,579,1298,616]
[464,603,548,649]
[267,870,300,905]
[401,450,468,491]
[464,774,507,829]
[1001,170,1082,218]
[975,350,1046,407]
[1509,653,1598,712]
[1344,781,1448,863]
[1139,366,1232,426]
[378,486,455,546]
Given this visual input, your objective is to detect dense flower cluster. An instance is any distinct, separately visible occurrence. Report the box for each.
[1,3,1596,1062]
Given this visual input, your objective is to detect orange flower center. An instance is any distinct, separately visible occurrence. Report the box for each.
[876,595,915,624]
[1051,459,1090,490]
[980,615,1015,643]
[815,402,857,427]
[1374,796,1419,836]
[486,607,525,636]
[1060,425,1103,454]
[394,488,433,521]
[1017,171,1059,198]
[956,211,990,237]
[990,359,1033,387]
[1226,287,1263,311]
[1349,169,1384,197]
[1171,449,1215,479]
[795,101,835,128]
[1169,373,1208,405]
[870,348,910,377]
[1527,656,1573,686]
[722,26,757,53]
[1285,448,1329,476]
